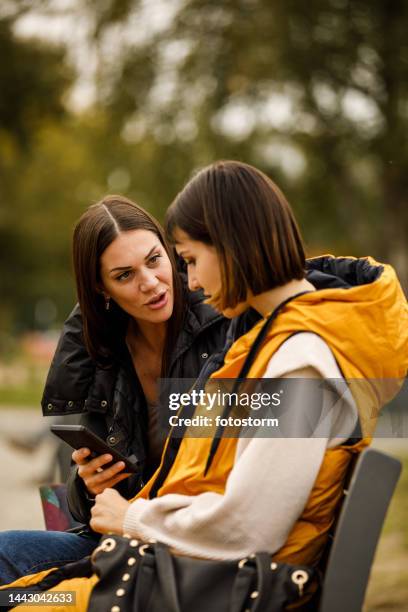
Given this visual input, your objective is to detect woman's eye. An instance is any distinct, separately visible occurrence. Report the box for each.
[186,259,195,267]
[149,253,162,265]
[117,270,131,281]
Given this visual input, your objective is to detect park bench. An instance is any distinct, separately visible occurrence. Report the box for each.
[318,447,401,611]
[39,447,402,611]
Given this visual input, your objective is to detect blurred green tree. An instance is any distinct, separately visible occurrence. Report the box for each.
[0,12,72,332]
[86,0,408,287]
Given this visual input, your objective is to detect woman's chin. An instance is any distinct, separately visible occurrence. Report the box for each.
[222,302,249,319]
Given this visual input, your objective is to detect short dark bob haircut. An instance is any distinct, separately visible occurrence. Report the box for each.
[73,195,184,372]
[166,160,306,311]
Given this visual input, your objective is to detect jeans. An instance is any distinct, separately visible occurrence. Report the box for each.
[0,529,100,585]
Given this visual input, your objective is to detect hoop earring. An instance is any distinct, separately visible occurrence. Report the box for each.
[105,298,111,311]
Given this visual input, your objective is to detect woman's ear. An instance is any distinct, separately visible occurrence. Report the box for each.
[96,284,110,300]
[96,286,111,311]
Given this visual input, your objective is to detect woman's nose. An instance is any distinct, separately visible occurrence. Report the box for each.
[188,270,200,292]
[139,270,160,292]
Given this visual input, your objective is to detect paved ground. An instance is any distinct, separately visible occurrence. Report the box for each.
[0,408,59,530]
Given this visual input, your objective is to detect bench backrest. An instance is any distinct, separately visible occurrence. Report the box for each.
[319,447,402,611]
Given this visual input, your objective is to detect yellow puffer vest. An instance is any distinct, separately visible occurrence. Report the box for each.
[136,257,408,566]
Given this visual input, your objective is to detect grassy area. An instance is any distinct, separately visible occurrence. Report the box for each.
[364,454,408,611]
[0,359,48,407]
[0,384,44,407]
[0,362,47,409]
[382,454,408,547]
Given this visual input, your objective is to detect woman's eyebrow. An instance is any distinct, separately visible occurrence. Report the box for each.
[109,245,161,273]
[109,265,132,273]
[143,244,161,260]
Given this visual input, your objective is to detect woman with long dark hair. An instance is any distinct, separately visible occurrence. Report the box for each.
[0,195,228,583]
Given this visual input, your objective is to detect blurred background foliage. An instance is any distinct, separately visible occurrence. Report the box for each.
[1,0,408,339]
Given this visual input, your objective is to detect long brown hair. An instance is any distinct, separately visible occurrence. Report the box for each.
[166,160,306,311]
[72,195,185,373]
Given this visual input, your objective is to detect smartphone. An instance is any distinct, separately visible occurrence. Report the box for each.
[50,424,141,473]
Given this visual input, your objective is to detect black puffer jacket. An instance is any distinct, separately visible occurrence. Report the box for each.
[42,292,229,524]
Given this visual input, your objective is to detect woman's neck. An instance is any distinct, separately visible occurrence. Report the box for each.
[127,318,167,355]
[248,278,315,318]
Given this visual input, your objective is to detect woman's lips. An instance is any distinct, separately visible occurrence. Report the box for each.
[145,290,168,310]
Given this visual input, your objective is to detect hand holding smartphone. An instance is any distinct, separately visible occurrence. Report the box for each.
[51,424,140,473]
[51,424,141,497]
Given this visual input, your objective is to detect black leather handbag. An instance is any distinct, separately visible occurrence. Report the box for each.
[87,534,317,612]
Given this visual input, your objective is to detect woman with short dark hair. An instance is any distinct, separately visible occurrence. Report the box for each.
[89,162,407,565]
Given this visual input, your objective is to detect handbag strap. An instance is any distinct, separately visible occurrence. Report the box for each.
[154,543,182,612]
[135,543,182,612]
[230,553,280,612]
[134,551,156,612]
[230,562,257,612]
[251,553,275,611]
